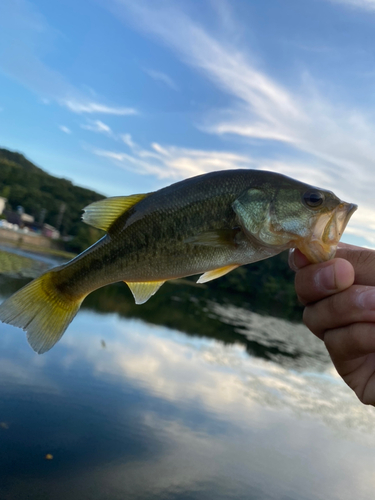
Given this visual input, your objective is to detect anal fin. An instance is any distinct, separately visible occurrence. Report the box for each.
[125,280,165,304]
[197,265,239,284]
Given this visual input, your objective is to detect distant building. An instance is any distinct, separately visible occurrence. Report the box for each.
[5,210,34,226]
[42,224,60,240]
[4,208,60,239]
[20,213,35,223]
[0,197,7,215]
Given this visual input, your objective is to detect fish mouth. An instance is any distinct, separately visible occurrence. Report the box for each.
[299,201,357,263]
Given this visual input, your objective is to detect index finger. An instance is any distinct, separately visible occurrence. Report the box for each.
[335,243,375,286]
[294,258,355,305]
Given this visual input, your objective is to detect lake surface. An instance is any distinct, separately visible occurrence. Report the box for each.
[0,248,374,500]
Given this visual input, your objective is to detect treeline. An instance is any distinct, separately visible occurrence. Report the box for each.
[0,148,104,252]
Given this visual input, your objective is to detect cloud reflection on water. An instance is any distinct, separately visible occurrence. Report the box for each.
[1,303,375,500]
[63,310,374,434]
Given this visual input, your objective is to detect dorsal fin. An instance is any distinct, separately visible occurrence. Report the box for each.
[125,281,165,304]
[82,194,149,231]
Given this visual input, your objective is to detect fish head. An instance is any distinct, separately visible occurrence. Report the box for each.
[233,173,357,263]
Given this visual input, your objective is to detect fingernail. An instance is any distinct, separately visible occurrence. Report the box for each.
[288,248,309,271]
[357,288,375,310]
[314,264,336,291]
[288,249,298,272]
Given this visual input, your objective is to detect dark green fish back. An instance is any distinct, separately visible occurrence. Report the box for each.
[57,170,284,296]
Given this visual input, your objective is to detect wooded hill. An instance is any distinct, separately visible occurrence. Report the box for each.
[0,148,104,252]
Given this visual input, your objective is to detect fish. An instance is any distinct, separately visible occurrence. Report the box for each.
[0,169,357,354]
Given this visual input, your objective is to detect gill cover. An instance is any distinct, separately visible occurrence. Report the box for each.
[232,187,291,247]
[232,188,269,237]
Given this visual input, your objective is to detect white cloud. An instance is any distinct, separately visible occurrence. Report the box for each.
[64,100,138,115]
[59,125,71,134]
[93,141,253,179]
[328,0,375,11]
[0,0,138,117]
[143,68,179,90]
[105,0,375,245]
[81,119,112,134]
[121,133,137,148]
[92,139,338,195]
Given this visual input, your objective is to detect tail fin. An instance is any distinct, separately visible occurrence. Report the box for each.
[0,271,84,354]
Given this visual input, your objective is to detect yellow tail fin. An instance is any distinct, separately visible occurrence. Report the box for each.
[0,271,84,354]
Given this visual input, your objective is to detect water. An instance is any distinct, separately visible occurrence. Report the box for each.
[0,249,374,500]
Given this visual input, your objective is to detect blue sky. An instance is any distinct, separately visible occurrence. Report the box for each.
[1,0,375,247]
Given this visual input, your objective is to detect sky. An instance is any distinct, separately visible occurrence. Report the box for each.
[1,0,375,247]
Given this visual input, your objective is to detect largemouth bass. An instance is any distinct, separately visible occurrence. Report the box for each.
[0,169,357,353]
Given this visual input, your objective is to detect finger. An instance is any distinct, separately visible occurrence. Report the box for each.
[335,243,375,286]
[324,323,375,361]
[303,285,375,339]
[324,324,375,405]
[294,258,355,306]
[288,248,310,271]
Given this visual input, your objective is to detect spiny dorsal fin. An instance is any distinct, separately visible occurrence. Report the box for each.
[125,281,165,304]
[197,265,239,284]
[82,194,149,231]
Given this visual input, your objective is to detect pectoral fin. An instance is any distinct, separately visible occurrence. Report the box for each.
[126,281,165,304]
[185,228,240,248]
[83,193,150,231]
[197,265,239,284]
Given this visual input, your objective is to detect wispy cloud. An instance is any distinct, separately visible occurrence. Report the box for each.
[121,133,137,148]
[143,68,179,90]
[93,134,331,190]
[59,125,72,134]
[93,136,253,179]
[328,0,375,11]
[0,0,137,117]
[104,0,375,245]
[65,100,137,115]
[80,120,112,135]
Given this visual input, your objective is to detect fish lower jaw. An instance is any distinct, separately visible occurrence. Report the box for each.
[296,239,337,264]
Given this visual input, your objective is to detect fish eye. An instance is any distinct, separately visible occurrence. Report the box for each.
[303,190,325,208]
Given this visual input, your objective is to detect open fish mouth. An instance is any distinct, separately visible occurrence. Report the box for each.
[300,201,357,263]
[322,202,358,245]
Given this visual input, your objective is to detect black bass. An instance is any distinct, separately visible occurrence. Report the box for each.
[0,169,357,353]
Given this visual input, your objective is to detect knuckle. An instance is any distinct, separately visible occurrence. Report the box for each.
[356,249,375,268]
[326,292,342,317]
[324,323,370,358]
[303,305,323,337]
[348,323,375,356]
[349,249,375,282]
[323,327,341,353]
[346,286,363,310]
[325,286,360,318]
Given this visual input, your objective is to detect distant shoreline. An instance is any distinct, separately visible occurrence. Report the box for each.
[0,238,76,261]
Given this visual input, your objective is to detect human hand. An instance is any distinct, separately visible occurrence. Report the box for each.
[289,243,375,406]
